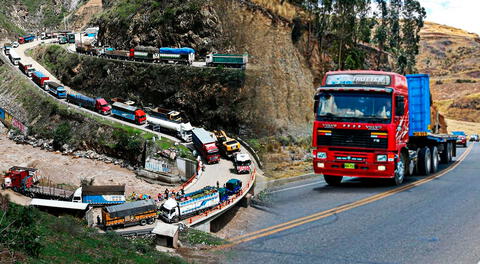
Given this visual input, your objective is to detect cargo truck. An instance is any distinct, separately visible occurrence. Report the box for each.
[160,187,220,223]
[8,50,20,65]
[159,47,195,65]
[72,185,126,206]
[18,62,35,77]
[67,33,75,44]
[192,128,220,164]
[103,49,133,60]
[102,199,157,230]
[18,34,35,44]
[206,53,248,69]
[147,115,193,142]
[46,82,67,99]
[2,167,73,200]
[233,153,252,174]
[312,71,458,186]
[213,130,241,158]
[3,43,11,55]
[111,102,147,125]
[67,93,112,115]
[133,46,159,62]
[31,71,49,88]
[159,180,242,223]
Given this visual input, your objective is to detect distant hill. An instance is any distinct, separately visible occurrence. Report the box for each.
[418,22,480,125]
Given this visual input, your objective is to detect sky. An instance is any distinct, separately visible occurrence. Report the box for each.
[419,0,480,35]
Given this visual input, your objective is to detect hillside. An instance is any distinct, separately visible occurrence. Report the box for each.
[418,22,480,124]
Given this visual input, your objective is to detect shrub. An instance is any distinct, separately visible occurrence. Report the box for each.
[53,122,72,149]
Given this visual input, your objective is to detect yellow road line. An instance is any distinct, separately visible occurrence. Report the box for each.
[218,144,474,249]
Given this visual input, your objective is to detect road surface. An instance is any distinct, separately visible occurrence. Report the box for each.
[224,144,479,264]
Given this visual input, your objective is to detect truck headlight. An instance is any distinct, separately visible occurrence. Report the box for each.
[317,162,325,168]
[377,154,387,162]
[378,165,386,171]
[317,152,327,159]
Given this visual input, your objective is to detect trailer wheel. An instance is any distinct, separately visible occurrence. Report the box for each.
[417,147,431,176]
[430,146,439,173]
[440,143,449,164]
[106,226,113,232]
[448,142,453,162]
[148,218,155,225]
[392,153,406,185]
[324,175,342,186]
[140,219,147,226]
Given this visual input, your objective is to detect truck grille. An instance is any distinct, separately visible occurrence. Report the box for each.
[317,129,387,149]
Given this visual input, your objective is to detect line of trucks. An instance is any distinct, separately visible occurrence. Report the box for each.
[76,43,248,69]
[1,166,243,229]
[312,70,459,186]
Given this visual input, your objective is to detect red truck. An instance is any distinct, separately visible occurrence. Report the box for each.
[31,71,49,88]
[312,71,457,186]
[192,127,220,164]
[2,167,40,191]
[18,62,35,77]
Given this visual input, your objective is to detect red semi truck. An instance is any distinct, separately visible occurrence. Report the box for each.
[31,71,49,88]
[18,62,35,77]
[192,128,220,164]
[312,71,457,186]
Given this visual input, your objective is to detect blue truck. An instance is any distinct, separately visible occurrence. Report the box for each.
[111,102,147,125]
[72,185,126,206]
[67,93,112,115]
[46,82,67,99]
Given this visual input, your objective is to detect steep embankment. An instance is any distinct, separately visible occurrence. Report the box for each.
[418,22,480,124]
[92,0,316,136]
[0,59,154,164]
[33,45,249,134]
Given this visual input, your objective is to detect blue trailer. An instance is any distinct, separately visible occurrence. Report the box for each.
[46,82,66,99]
[404,74,458,176]
[159,47,195,65]
[67,93,112,115]
[72,185,126,206]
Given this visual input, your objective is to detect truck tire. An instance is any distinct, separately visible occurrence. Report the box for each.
[324,175,342,186]
[430,146,439,173]
[417,147,431,176]
[392,153,406,185]
[148,218,155,225]
[464,142,467,148]
[440,143,449,164]
[448,142,453,162]
[140,219,147,226]
[106,226,113,232]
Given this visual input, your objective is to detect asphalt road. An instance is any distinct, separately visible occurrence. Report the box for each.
[224,144,479,264]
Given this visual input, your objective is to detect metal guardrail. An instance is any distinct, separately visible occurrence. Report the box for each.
[236,137,263,169]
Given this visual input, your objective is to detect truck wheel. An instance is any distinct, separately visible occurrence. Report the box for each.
[430,146,439,173]
[148,218,155,225]
[323,175,342,186]
[464,142,467,148]
[173,216,180,223]
[417,147,431,176]
[140,219,147,226]
[106,226,113,232]
[448,142,453,162]
[392,153,406,185]
[440,143,449,164]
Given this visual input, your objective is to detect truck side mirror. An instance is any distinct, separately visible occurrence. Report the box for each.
[395,96,405,116]
[314,93,319,114]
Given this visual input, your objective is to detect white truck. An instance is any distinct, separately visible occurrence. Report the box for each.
[159,187,220,223]
[9,50,20,65]
[72,185,126,206]
[147,115,193,142]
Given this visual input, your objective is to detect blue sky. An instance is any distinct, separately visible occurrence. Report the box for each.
[419,0,480,34]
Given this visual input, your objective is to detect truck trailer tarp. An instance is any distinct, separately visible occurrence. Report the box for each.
[105,199,156,218]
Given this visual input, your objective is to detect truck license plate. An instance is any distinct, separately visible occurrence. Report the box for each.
[344,163,355,169]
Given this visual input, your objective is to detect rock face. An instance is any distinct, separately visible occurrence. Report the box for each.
[96,0,226,56]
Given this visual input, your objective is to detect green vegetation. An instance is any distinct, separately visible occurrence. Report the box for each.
[0,13,25,35]
[288,0,426,74]
[180,228,226,246]
[0,194,186,263]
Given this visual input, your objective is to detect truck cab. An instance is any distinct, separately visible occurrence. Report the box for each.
[95,98,112,115]
[46,82,67,99]
[233,153,252,174]
[2,167,40,191]
[312,71,456,186]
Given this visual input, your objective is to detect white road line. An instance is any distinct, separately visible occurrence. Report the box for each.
[270,180,324,194]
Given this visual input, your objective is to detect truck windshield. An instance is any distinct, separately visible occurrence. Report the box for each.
[316,91,392,124]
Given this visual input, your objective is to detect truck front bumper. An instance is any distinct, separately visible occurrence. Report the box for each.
[313,159,396,178]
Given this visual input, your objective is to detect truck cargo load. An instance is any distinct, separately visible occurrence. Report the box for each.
[147,107,185,122]
[3,43,11,55]
[312,71,457,186]
[102,199,157,229]
[67,93,111,115]
[46,81,67,99]
[18,62,35,77]
[111,102,147,125]
[72,185,125,205]
[206,53,248,69]
[159,47,195,65]
[192,128,220,164]
[8,50,20,65]
[31,71,49,88]
[18,35,35,44]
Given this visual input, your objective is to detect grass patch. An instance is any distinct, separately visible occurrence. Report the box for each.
[180,228,226,246]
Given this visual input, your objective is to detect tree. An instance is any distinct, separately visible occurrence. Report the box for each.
[401,0,426,74]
